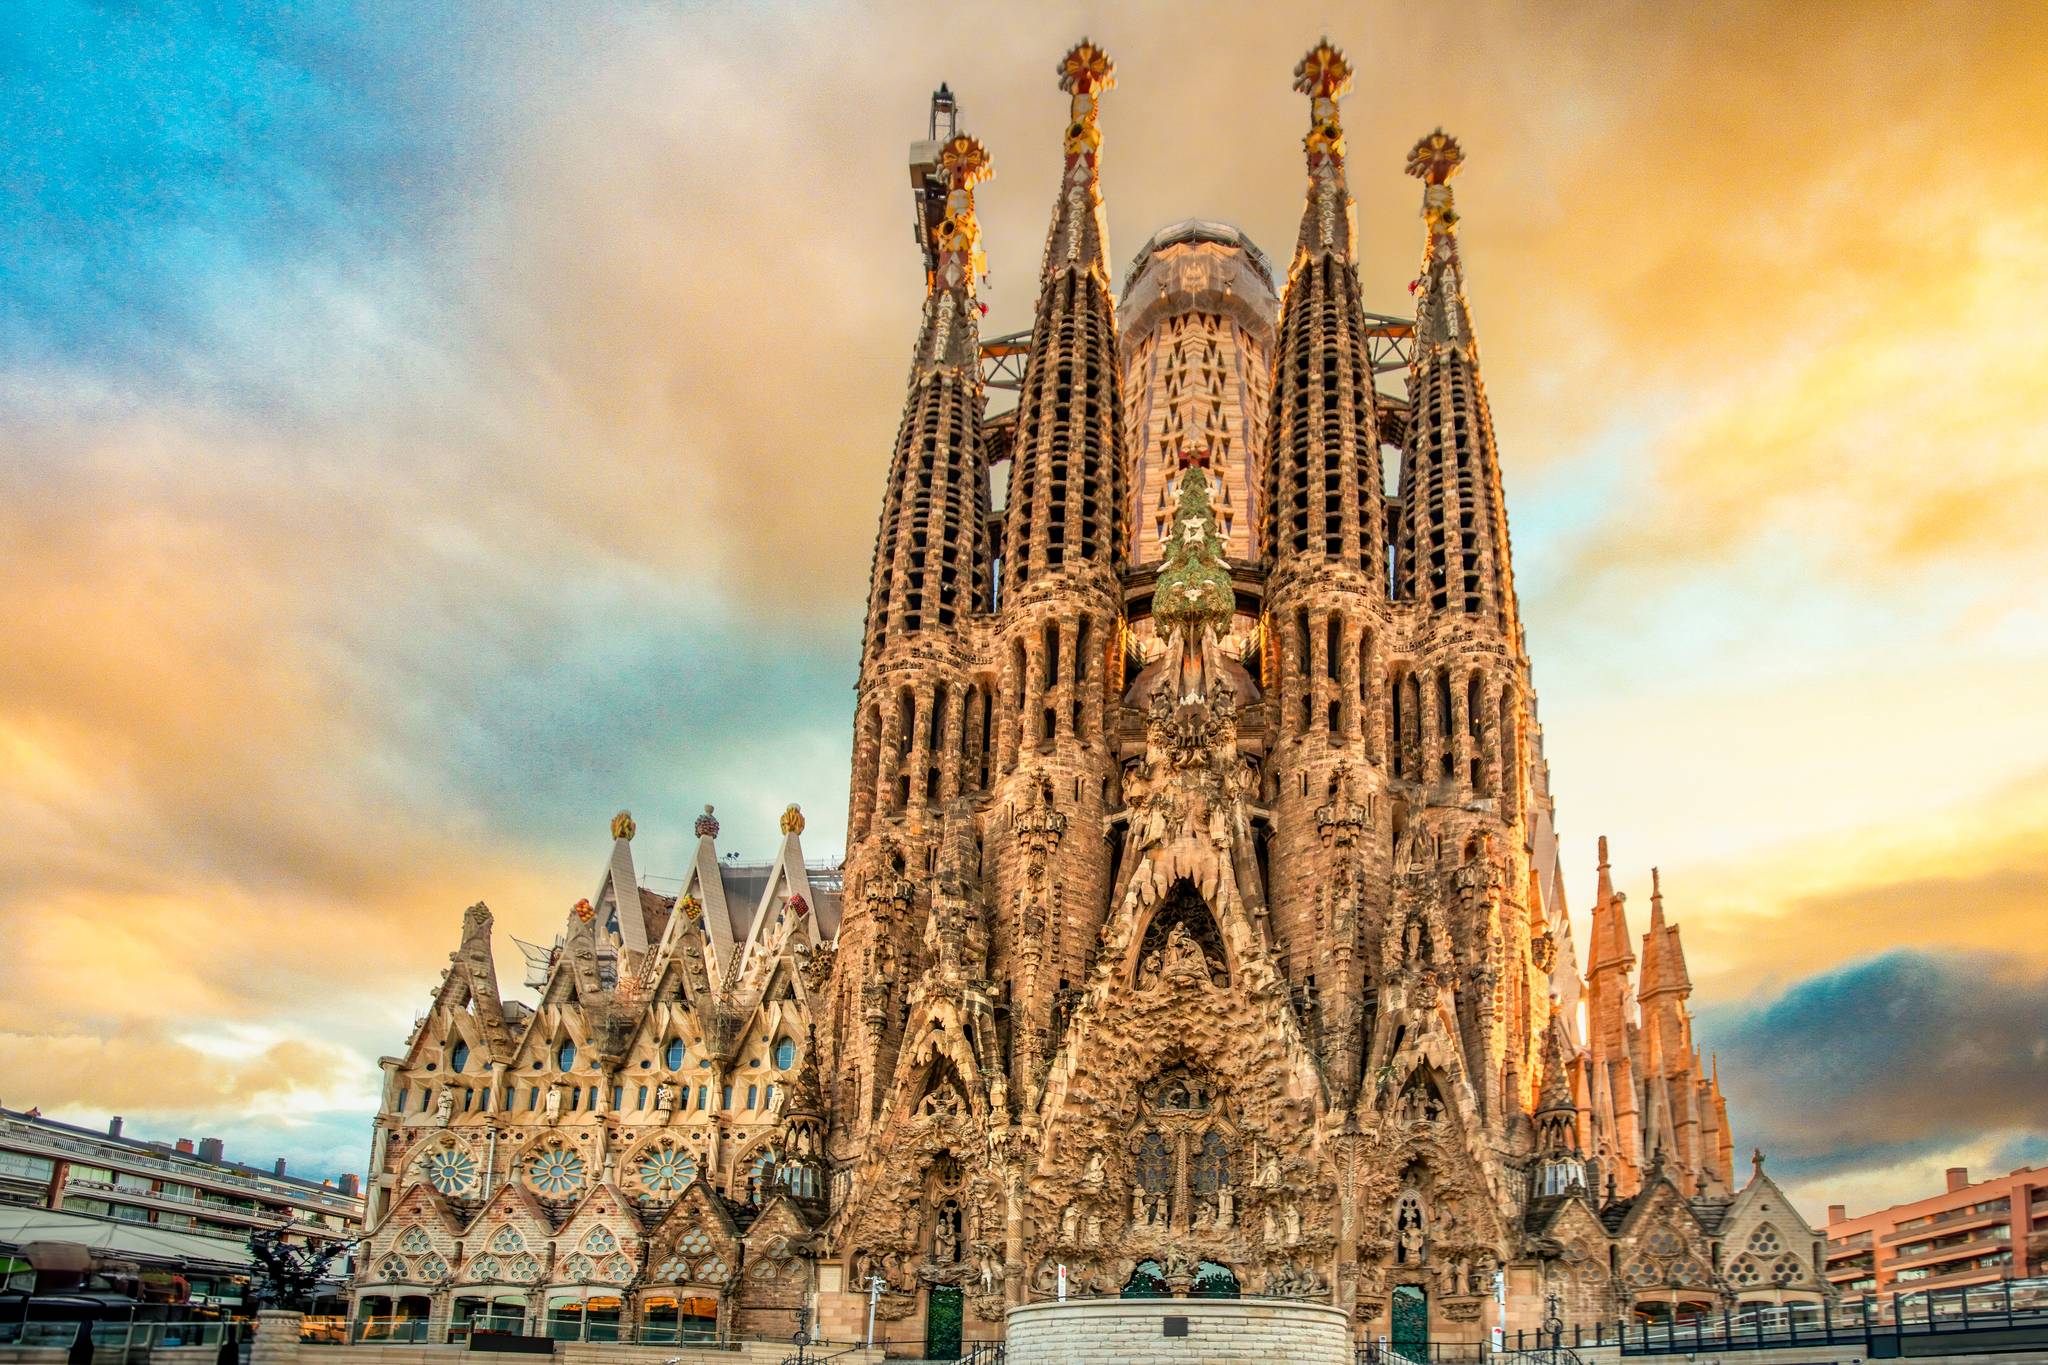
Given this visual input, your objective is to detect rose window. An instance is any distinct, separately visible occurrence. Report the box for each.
[600,1255,633,1283]
[1772,1254,1804,1283]
[416,1254,449,1281]
[396,1227,432,1254]
[1748,1225,1782,1255]
[1645,1227,1684,1259]
[582,1226,618,1254]
[502,1254,540,1283]
[1623,1259,1658,1287]
[697,1255,729,1284]
[1728,1255,1762,1286]
[638,1143,698,1195]
[425,1148,479,1196]
[465,1254,500,1281]
[527,1145,587,1197]
[377,1256,408,1281]
[488,1226,525,1254]
[562,1253,595,1281]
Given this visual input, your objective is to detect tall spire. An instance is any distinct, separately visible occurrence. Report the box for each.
[1262,38,1384,582]
[1639,867,1695,1002]
[1588,837,1635,978]
[862,131,995,660]
[1293,38,1357,263]
[1041,40,1115,278]
[1393,129,1522,637]
[1003,40,1124,591]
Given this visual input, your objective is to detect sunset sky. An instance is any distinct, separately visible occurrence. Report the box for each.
[3,1,2045,1223]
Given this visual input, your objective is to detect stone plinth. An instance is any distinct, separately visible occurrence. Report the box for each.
[1005,1296,1352,1364]
[251,1312,302,1365]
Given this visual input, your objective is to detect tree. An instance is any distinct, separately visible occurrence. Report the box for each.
[246,1228,353,1313]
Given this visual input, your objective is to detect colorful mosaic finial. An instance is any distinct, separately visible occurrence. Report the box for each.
[931,134,992,295]
[1059,40,1115,158]
[1406,128,1465,186]
[1296,40,1353,161]
[694,803,720,839]
[611,809,636,841]
[1294,39,1354,101]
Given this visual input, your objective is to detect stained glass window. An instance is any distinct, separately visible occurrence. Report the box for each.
[528,1146,587,1197]
[488,1225,525,1254]
[425,1148,479,1196]
[1136,1131,1172,1194]
[637,1143,698,1195]
[1191,1131,1230,1195]
[665,1038,685,1070]
[450,1040,470,1073]
[556,1040,577,1072]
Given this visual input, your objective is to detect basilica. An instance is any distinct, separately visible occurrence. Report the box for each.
[349,40,1829,1356]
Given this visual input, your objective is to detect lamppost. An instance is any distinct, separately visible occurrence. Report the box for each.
[780,1306,815,1365]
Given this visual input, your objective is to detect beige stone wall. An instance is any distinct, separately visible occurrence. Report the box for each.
[1007,1296,1353,1364]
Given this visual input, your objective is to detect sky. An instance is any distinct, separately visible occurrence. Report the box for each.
[2,0,2045,1224]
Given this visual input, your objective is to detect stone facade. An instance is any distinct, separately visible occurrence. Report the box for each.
[350,38,1829,1357]
[1007,1296,1353,1364]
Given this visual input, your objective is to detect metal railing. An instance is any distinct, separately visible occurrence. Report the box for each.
[1611,1275,2048,1355]
[0,1316,249,1350]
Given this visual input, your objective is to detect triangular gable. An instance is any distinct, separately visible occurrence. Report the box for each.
[462,1179,554,1237]
[592,831,649,956]
[1615,1168,1706,1240]
[646,1178,744,1289]
[368,1180,461,1247]
[742,1193,816,1245]
[733,825,822,985]
[667,833,739,989]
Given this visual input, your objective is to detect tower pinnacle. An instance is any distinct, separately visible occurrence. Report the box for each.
[1042,40,1116,278]
[1004,39,1125,591]
[1290,39,1357,262]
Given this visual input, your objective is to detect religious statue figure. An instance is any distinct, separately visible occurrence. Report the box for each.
[653,1081,676,1112]
[1084,1212,1102,1245]
[1082,1150,1106,1191]
[1217,1186,1235,1227]
[934,1204,960,1264]
[543,1085,563,1122]
[434,1087,454,1126]
[1131,1186,1146,1225]
[1284,1204,1303,1244]
[1061,1204,1080,1245]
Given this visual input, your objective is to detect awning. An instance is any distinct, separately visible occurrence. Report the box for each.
[21,1242,93,1273]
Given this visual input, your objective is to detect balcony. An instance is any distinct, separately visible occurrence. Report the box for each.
[1884,1203,2012,1244]
[3,1117,361,1218]
[63,1177,351,1239]
[1887,1230,2012,1273]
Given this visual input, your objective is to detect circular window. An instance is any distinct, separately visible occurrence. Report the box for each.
[637,1143,698,1195]
[425,1148,479,1196]
[773,1038,797,1070]
[528,1146,588,1197]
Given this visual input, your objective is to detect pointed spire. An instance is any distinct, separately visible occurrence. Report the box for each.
[1640,866,1694,1001]
[1261,38,1385,583]
[862,120,995,655]
[1291,38,1356,262]
[1536,1015,1575,1116]
[1589,838,1635,978]
[1003,41,1125,590]
[1394,130,1522,636]
[1041,40,1115,280]
[1404,128,1475,353]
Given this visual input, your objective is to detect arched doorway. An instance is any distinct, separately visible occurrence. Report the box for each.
[1121,1260,1169,1298]
[925,1283,963,1360]
[1391,1283,1428,1360]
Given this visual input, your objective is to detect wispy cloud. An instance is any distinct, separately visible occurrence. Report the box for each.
[1,1,2043,1206]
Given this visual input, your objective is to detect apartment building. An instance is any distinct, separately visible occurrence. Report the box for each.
[1826,1165,2046,1301]
[0,1106,362,1306]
